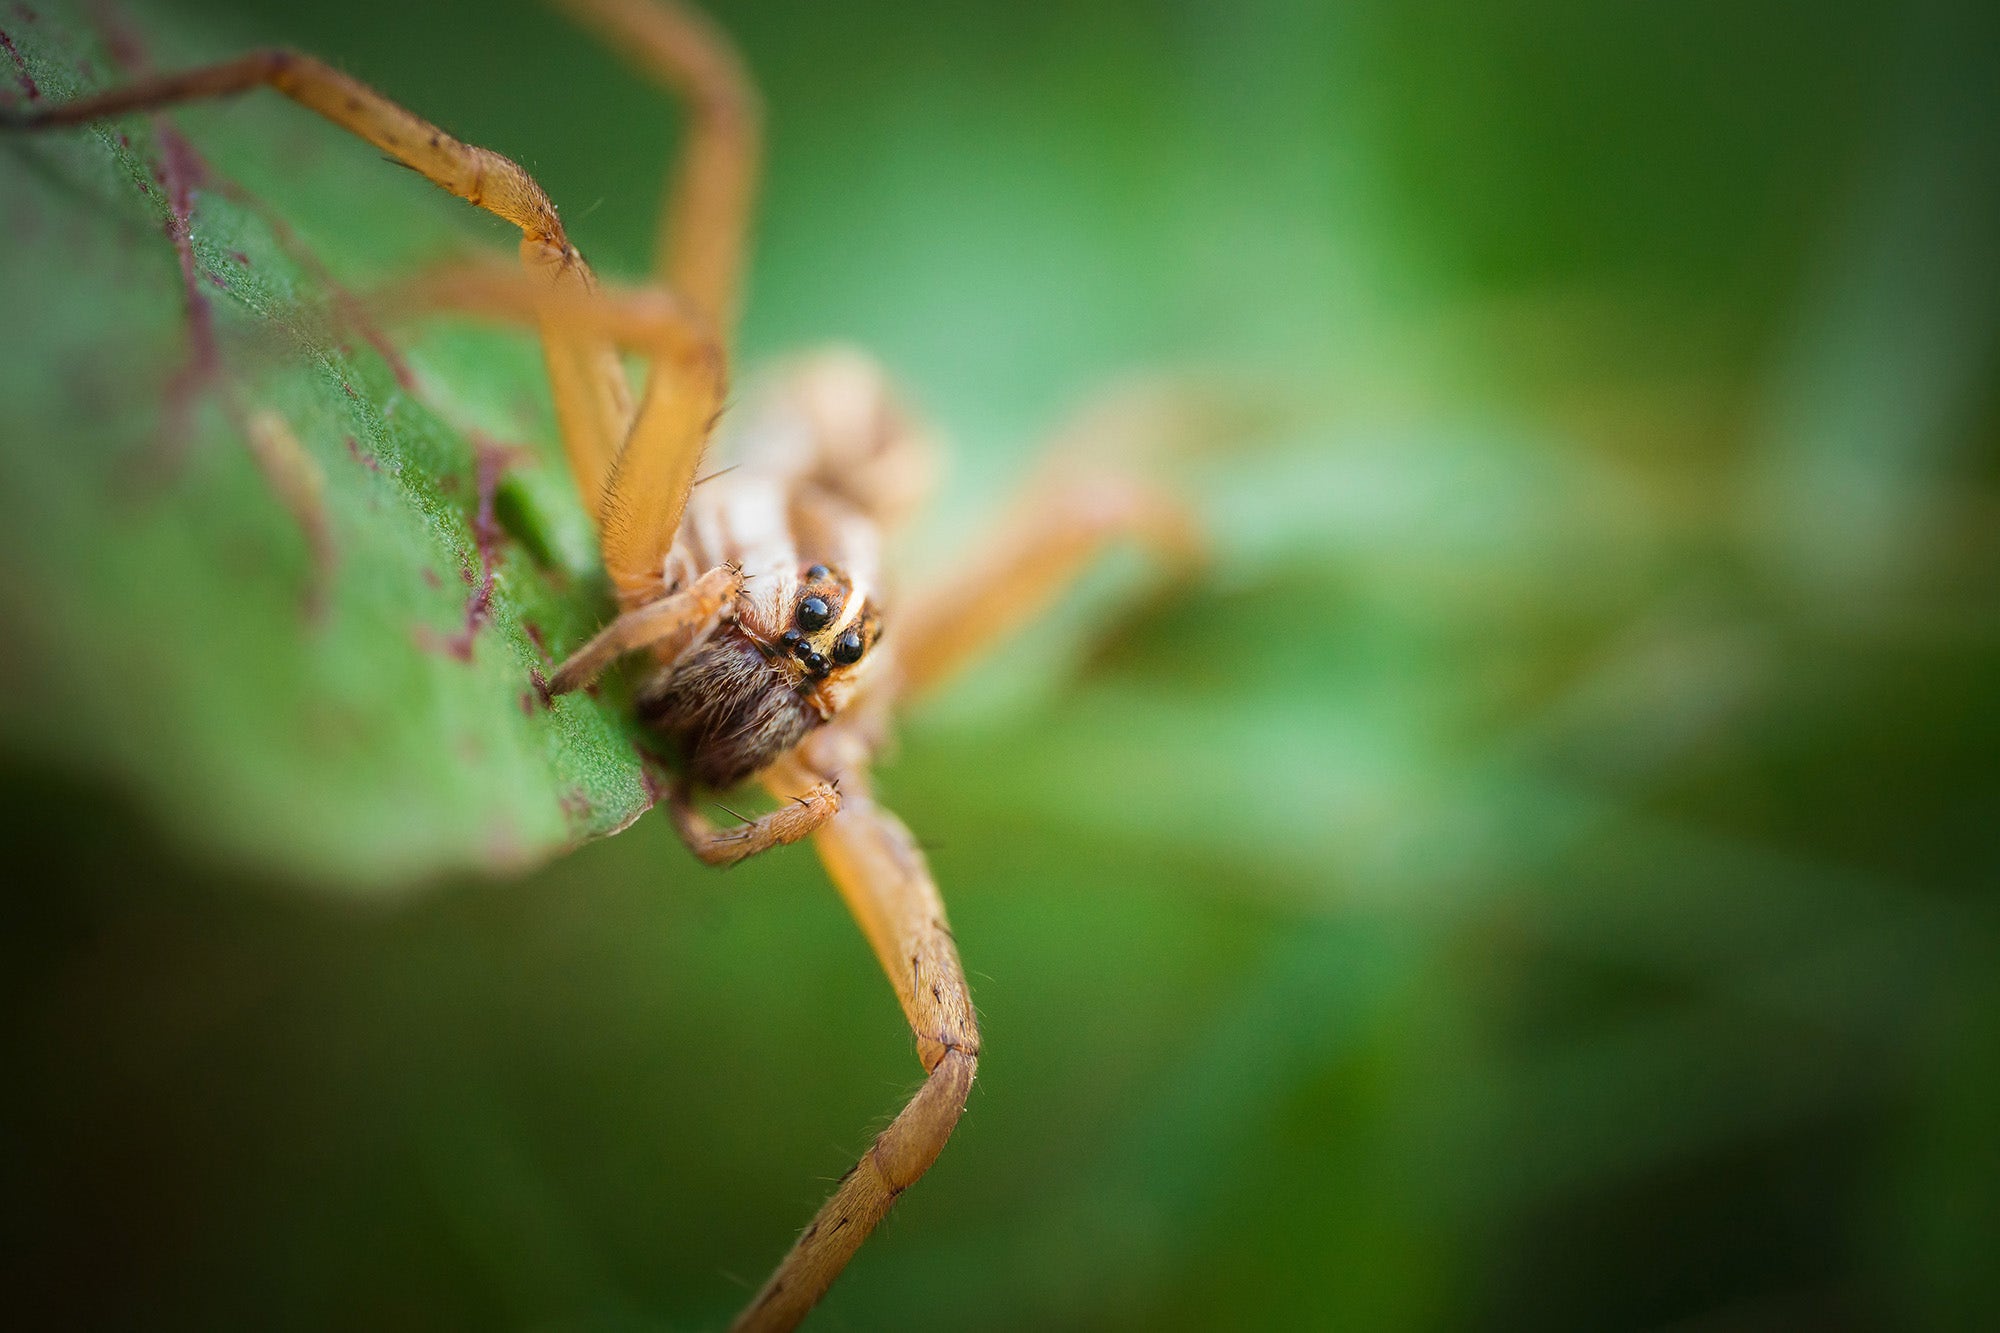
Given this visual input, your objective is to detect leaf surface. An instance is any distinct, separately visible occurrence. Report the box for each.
[0,1,654,888]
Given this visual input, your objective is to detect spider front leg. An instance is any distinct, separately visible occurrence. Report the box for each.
[740,738,980,1332]
[382,262,723,609]
[665,778,841,868]
[546,562,743,694]
[2,51,565,239]
[1,47,636,507]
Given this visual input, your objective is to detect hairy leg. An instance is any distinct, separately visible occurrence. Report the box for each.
[885,377,1234,699]
[556,0,762,333]
[738,741,980,1331]
[4,52,563,240]
[894,469,1201,699]
[665,778,841,869]
[241,406,334,620]
[547,562,742,694]
[385,261,722,608]
[2,46,635,537]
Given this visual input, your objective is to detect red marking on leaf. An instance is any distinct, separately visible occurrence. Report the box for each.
[559,789,592,820]
[48,15,339,637]
[519,665,554,716]
[81,23,342,609]
[471,440,515,551]
[1,30,40,100]
[70,88,425,489]
[211,178,420,395]
[422,568,443,589]
[343,435,380,472]
[155,125,219,472]
[360,327,417,394]
[633,742,670,808]
[424,570,491,664]
[522,620,548,657]
[419,439,525,663]
[93,2,146,73]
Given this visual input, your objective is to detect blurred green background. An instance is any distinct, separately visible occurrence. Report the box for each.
[4,0,1999,1329]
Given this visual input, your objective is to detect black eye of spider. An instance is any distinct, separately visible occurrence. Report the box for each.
[805,563,830,580]
[796,596,831,630]
[831,630,865,665]
[779,628,803,650]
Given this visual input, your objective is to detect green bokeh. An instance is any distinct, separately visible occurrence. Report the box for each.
[4,0,1997,1330]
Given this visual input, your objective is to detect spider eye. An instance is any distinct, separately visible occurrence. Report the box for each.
[796,596,832,630]
[805,563,830,580]
[832,630,865,665]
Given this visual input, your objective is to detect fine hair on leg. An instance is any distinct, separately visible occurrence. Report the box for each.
[548,563,744,694]
[733,749,980,1330]
[556,0,764,332]
[665,779,841,869]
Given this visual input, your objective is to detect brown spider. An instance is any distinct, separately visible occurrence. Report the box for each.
[7,1,1197,1326]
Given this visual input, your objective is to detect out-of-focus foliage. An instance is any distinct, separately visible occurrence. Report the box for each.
[3,0,1997,1331]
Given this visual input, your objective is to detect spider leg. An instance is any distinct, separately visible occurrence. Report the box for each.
[894,468,1201,699]
[547,561,741,694]
[664,778,840,868]
[241,407,334,620]
[556,0,762,332]
[382,262,723,609]
[2,48,637,544]
[736,743,980,1331]
[3,52,567,240]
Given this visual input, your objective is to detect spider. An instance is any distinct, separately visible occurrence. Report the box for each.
[7,1,1198,1326]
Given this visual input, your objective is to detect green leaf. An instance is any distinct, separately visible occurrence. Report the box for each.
[0,1,652,889]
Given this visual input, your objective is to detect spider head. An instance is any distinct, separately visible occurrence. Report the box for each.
[642,560,884,789]
[773,562,882,704]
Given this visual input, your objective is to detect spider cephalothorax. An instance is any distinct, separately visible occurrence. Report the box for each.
[639,562,882,788]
